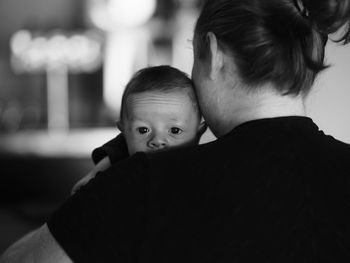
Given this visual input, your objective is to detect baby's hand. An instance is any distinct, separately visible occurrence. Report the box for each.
[71,171,95,195]
[71,156,111,195]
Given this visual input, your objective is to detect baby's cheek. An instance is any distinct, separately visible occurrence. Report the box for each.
[124,135,140,155]
[172,134,198,147]
[129,137,149,154]
[188,131,202,145]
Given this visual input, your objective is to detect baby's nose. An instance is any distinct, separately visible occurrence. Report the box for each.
[148,134,168,149]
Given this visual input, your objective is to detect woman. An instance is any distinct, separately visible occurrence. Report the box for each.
[192,0,350,137]
[1,0,350,262]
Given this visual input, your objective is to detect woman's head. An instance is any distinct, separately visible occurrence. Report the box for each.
[193,0,350,96]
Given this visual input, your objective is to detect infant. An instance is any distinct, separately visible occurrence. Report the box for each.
[72,65,206,193]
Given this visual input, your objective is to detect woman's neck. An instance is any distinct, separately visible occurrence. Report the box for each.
[216,86,307,137]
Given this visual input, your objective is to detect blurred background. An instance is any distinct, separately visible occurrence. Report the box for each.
[0,0,350,254]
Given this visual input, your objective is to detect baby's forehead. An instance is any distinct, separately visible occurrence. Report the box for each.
[123,90,200,119]
[126,89,197,108]
[128,89,193,99]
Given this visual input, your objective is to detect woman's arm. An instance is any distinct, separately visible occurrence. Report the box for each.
[0,224,72,263]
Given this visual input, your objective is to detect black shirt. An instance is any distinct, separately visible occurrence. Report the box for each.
[48,116,350,262]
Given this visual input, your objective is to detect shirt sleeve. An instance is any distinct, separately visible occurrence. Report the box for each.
[91,133,129,164]
[47,153,150,263]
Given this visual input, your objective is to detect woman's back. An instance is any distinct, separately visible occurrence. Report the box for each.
[142,116,350,262]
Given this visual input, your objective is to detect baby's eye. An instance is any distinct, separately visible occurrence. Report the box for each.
[137,127,149,134]
[170,127,183,135]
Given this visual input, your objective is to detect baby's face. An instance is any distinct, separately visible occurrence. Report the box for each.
[120,90,203,155]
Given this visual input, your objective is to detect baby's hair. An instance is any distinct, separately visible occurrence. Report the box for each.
[120,65,200,121]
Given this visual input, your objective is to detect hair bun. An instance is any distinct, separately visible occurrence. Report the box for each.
[304,0,350,43]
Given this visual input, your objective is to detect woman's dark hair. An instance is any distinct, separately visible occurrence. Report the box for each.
[120,65,199,120]
[194,0,350,95]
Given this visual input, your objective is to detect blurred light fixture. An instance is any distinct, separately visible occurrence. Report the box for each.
[88,0,156,30]
[10,30,31,56]
[10,30,103,73]
[106,0,156,27]
[86,0,156,112]
[9,29,103,133]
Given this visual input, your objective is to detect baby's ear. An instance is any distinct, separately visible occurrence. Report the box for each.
[198,121,208,136]
[116,120,124,133]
